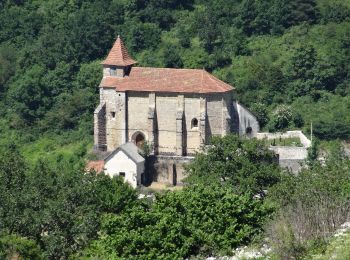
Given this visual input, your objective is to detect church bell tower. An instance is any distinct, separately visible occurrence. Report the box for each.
[101,35,136,78]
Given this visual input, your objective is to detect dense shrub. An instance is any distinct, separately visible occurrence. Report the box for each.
[268,151,350,259]
[84,184,273,258]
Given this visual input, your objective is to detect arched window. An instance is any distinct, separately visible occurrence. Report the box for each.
[191,118,198,128]
[132,132,146,149]
[246,126,252,135]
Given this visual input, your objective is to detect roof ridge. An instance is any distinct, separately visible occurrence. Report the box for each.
[102,36,137,66]
[133,66,204,72]
[100,66,234,93]
[205,71,232,91]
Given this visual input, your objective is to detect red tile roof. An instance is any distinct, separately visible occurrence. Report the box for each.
[101,36,136,66]
[100,67,233,94]
[86,160,105,173]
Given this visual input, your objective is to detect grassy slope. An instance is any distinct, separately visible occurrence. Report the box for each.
[308,231,350,260]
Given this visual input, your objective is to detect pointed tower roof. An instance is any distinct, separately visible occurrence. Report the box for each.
[102,36,137,66]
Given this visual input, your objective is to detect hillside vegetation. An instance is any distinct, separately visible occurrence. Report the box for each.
[0,0,350,259]
[0,0,349,159]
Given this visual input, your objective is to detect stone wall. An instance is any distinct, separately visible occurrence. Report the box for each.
[127,92,149,141]
[269,146,308,160]
[97,89,257,156]
[256,130,311,148]
[257,131,311,173]
[206,94,225,136]
[148,155,194,185]
[184,94,201,154]
[94,103,106,150]
[232,101,260,137]
[156,93,178,154]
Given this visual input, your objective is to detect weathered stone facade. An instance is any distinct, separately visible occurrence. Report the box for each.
[95,90,239,155]
[93,36,260,185]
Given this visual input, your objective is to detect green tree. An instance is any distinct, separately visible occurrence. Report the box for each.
[7,65,48,124]
[0,234,45,260]
[0,44,16,89]
[269,104,293,131]
[0,147,137,259]
[0,145,27,235]
[186,134,281,195]
[84,184,272,258]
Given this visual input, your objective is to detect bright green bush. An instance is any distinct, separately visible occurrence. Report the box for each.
[186,134,281,195]
[84,184,273,259]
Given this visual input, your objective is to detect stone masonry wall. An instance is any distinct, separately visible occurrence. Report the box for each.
[257,131,311,173]
[98,90,239,155]
[127,92,149,141]
[149,155,194,185]
[184,94,201,155]
[156,93,178,154]
[206,94,224,137]
[101,88,127,151]
[256,131,311,148]
[94,103,106,150]
[233,101,260,137]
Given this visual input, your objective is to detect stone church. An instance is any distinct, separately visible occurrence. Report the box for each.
[94,36,259,154]
[93,36,259,185]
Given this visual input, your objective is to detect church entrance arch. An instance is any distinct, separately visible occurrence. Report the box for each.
[132,131,145,149]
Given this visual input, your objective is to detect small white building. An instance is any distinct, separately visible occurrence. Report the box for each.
[104,142,145,188]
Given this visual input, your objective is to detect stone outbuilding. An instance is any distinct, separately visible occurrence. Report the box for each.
[103,142,145,188]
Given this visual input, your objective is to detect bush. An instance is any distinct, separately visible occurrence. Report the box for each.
[268,154,350,259]
[185,134,281,195]
[84,184,273,258]
[269,105,293,131]
[0,234,44,259]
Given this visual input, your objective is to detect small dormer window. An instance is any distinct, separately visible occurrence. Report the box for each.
[111,112,116,118]
[191,118,198,128]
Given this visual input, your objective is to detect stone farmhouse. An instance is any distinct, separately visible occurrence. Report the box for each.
[93,36,259,186]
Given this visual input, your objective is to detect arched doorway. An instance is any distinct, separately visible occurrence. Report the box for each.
[132,132,145,149]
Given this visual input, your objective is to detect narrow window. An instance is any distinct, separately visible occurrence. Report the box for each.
[119,172,125,177]
[111,112,116,118]
[246,127,252,135]
[110,67,116,76]
[191,118,198,128]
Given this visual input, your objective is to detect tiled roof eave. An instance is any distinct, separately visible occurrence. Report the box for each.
[99,85,232,94]
[101,60,137,66]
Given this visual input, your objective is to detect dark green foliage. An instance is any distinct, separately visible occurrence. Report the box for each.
[0,1,349,257]
[0,0,349,139]
[0,148,137,259]
[293,95,350,140]
[268,105,294,131]
[0,44,16,89]
[319,0,350,23]
[0,234,45,259]
[162,42,183,68]
[314,119,350,140]
[250,103,269,127]
[186,134,281,195]
[84,184,272,258]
